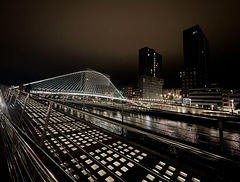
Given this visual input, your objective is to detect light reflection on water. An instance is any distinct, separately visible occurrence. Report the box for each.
[88,107,240,157]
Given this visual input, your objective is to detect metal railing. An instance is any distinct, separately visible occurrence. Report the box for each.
[0,86,75,182]
[0,111,75,182]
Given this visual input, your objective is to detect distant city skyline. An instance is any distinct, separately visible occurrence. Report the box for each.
[1,1,240,88]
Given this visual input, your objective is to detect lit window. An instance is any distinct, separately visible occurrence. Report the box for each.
[148,54,150,56]
[192,31,198,35]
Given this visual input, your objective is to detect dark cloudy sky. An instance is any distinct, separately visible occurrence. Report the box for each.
[1,0,240,88]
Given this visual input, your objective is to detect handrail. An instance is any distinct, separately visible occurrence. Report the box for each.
[0,111,75,182]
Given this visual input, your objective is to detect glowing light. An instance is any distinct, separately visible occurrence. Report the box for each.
[16,70,125,101]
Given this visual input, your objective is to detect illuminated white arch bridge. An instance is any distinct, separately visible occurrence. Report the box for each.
[18,70,126,101]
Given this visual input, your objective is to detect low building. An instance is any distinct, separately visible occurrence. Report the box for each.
[162,88,182,103]
[189,88,222,109]
[137,75,164,100]
[180,67,197,98]
[162,88,181,98]
[126,85,140,100]
[222,89,240,112]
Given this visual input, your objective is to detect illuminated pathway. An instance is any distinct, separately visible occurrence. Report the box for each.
[13,93,204,182]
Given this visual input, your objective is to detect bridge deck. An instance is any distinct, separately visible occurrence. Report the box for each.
[16,95,202,182]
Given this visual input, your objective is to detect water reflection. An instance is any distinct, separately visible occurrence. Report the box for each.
[86,106,240,157]
[145,115,151,129]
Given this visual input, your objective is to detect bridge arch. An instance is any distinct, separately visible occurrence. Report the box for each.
[20,70,125,100]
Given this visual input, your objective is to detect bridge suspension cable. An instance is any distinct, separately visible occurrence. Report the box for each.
[17,70,125,100]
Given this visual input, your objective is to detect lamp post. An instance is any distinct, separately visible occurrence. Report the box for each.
[211,105,214,110]
[231,99,234,114]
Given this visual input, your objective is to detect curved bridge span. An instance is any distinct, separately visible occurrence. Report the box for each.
[18,70,125,100]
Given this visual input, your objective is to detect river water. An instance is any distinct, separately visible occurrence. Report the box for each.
[83,105,240,159]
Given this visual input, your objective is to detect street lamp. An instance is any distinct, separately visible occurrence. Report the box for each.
[231,99,234,114]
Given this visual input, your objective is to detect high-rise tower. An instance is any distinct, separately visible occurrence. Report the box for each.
[180,25,210,97]
[139,47,162,78]
[138,47,164,100]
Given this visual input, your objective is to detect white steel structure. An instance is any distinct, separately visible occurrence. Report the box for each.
[20,70,125,100]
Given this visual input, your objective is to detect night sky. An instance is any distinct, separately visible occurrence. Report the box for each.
[1,1,240,88]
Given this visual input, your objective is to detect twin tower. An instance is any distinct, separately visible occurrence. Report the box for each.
[137,25,209,100]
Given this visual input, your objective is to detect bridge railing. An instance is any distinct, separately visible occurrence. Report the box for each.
[0,111,75,182]
[0,87,75,182]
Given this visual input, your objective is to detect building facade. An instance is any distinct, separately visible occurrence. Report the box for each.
[139,47,162,78]
[180,25,210,98]
[189,88,222,109]
[137,75,164,100]
[222,89,240,111]
[162,88,182,100]
[138,47,164,100]
[126,85,140,100]
[162,88,182,97]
